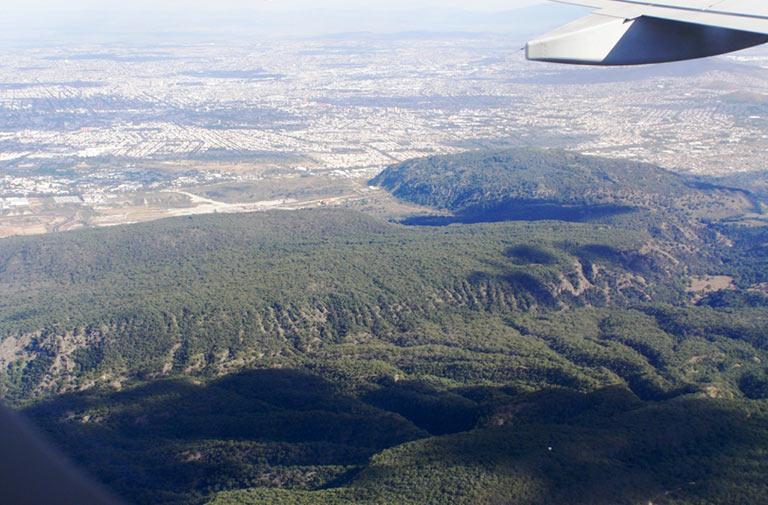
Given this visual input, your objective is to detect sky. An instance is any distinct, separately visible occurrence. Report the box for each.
[3,0,543,12]
[0,0,581,45]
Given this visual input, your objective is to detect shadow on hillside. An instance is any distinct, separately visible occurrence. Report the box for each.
[468,270,558,308]
[401,201,636,226]
[20,369,431,505]
[24,369,427,450]
[18,372,768,505]
[397,387,765,505]
[568,243,658,275]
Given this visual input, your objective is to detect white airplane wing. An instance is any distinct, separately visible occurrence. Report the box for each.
[526,0,768,65]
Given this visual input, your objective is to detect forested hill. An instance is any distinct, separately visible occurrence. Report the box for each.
[370,148,758,219]
[0,209,686,402]
[2,149,768,505]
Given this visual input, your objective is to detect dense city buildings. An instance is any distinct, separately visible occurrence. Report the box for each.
[1,35,767,235]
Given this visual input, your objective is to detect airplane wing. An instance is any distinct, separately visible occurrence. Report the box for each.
[526,0,768,65]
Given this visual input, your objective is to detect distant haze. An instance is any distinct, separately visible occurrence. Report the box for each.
[4,0,543,12]
[0,1,587,45]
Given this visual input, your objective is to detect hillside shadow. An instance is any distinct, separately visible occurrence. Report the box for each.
[21,369,431,505]
[361,380,479,436]
[24,369,426,449]
[506,245,559,265]
[395,388,766,505]
[468,270,558,308]
[563,243,659,277]
[402,200,635,226]
[17,374,768,505]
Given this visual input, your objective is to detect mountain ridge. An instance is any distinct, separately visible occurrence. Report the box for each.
[2,148,767,505]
